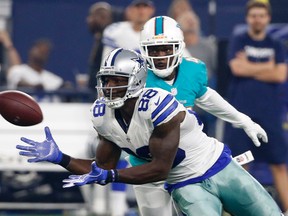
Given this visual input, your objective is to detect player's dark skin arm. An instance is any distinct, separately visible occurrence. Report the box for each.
[63,134,121,174]
[104,111,185,184]
[65,158,94,175]
[54,135,121,175]
[96,134,122,170]
[117,111,185,184]
[64,134,121,175]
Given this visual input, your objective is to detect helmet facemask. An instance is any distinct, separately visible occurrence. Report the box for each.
[140,43,184,78]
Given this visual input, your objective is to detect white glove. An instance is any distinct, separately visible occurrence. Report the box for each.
[195,88,268,147]
[234,115,268,147]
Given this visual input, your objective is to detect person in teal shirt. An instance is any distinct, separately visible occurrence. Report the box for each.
[129,16,269,216]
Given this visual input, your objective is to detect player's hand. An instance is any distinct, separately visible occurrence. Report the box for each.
[62,161,116,188]
[16,126,63,163]
[242,121,268,147]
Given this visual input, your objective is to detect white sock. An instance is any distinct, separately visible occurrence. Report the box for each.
[110,191,128,216]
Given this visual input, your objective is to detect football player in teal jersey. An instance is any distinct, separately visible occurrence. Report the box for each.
[129,16,269,216]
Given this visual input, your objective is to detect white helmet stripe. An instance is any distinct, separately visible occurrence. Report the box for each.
[104,48,123,66]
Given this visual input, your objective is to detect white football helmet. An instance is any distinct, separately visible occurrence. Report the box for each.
[97,48,147,109]
[140,16,185,78]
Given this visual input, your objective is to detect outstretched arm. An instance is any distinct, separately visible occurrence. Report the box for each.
[63,111,185,187]
[96,134,122,169]
[117,111,185,184]
[16,126,94,174]
[195,87,268,146]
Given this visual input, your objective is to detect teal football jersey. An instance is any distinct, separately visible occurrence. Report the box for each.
[145,57,208,108]
[130,57,209,167]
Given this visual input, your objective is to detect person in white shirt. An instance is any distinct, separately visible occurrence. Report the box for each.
[6,39,63,91]
[101,0,155,62]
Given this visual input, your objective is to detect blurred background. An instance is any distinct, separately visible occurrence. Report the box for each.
[0,0,287,96]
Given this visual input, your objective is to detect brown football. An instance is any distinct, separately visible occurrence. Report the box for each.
[0,90,43,126]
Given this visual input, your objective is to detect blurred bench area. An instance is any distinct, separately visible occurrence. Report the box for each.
[0,102,101,215]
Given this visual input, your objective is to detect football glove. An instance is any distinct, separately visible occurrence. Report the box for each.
[16,126,63,163]
[62,161,118,188]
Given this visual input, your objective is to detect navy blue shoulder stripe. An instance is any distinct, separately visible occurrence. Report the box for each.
[111,48,123,66]
[153,100,179,127]
[152,94,174,119]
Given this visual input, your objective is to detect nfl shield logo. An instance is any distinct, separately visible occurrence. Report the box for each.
[171,88,178,96]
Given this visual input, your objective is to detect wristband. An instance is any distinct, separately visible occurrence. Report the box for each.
[107,169,119,183]
[58,153,71,168]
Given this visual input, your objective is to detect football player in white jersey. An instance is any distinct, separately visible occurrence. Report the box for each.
[17,49,283,216]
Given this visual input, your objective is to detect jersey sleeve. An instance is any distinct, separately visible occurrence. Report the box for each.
[90,99,106,136]
[196,60,208,98]
[181,57,208,100]
[139,88,186,128]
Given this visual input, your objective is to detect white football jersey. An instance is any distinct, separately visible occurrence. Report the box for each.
[90,88,224,184]
[101,21,141,65]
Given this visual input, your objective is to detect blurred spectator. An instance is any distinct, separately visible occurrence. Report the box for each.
[1,32,63,91]
[177,10,218,136]
[101,0,155,62]
[177,10,217,79]
[86,1,131,93]
[224,1,288,214]
[0,30,21,68]
[0,30,21,86]
[86,2,113,92]
[167,0,193,20]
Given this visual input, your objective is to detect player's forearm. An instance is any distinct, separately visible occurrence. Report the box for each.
[230,59,274,77]
[246,61,274,74]
[64,156,94,174]
[195,88,251,126]
[254,64,287,83]
[117,162,169,184]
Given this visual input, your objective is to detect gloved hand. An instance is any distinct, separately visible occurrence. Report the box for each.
[233,114,268,147]
[62,161,118,188]
[16,126,63,163]
[242,121,268,147]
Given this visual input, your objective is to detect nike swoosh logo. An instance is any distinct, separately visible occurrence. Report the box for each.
[154,97,160,106]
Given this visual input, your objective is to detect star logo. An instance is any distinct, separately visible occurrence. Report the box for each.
[171,88,178,96]
[131,57,145,68]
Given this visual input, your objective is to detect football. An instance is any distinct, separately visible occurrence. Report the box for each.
[0,90,43,126]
